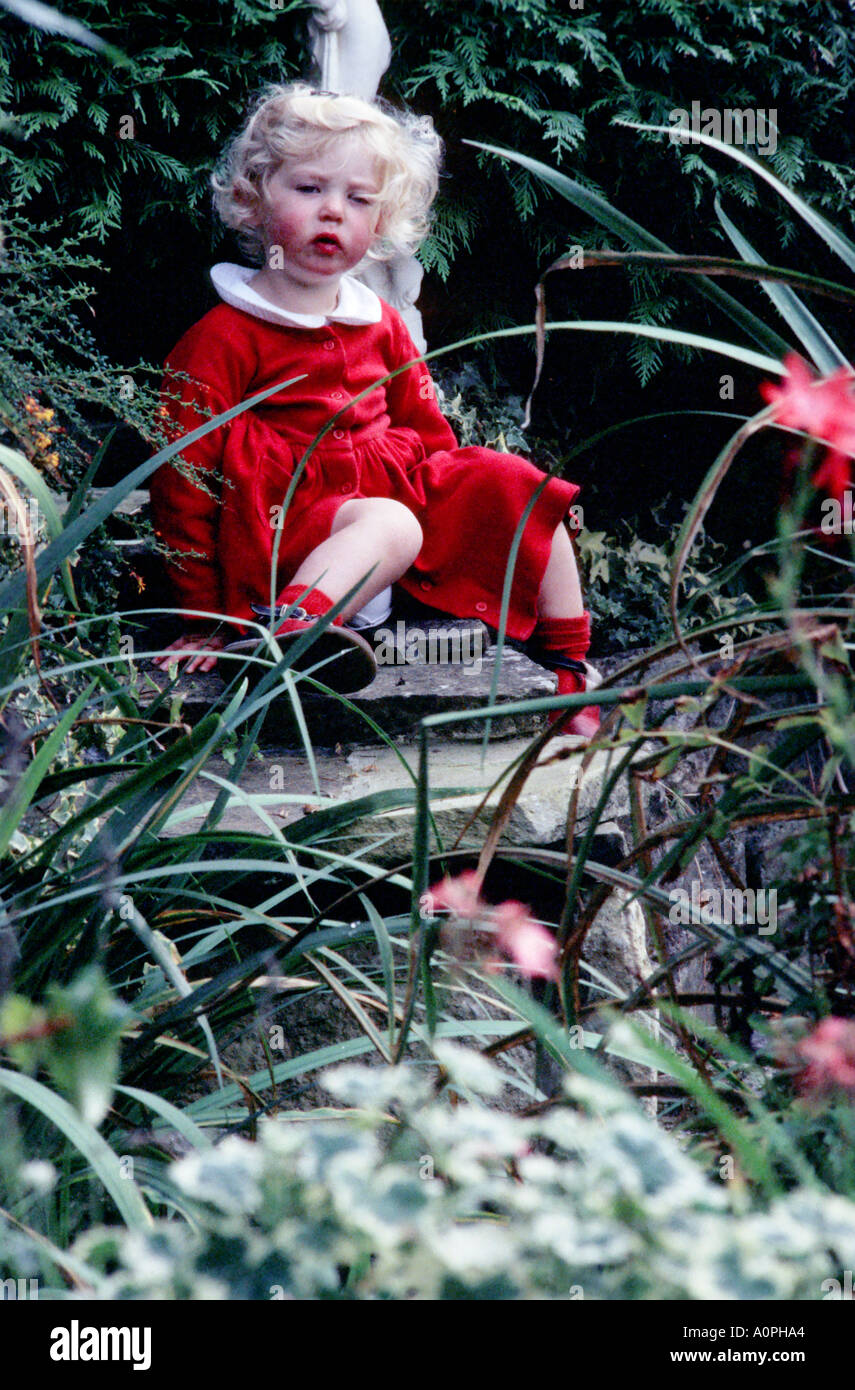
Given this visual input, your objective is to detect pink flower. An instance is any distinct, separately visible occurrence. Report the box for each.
[428,873,559,981]
[760,353,855,503]
[493,901,560,981]
[793,1017,855,1099]
[428,871,484,919]
[760,354,855,447]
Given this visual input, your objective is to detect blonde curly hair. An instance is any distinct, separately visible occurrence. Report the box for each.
[211,83,442,265]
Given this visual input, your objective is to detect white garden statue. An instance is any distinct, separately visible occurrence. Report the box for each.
[308,0,391,101]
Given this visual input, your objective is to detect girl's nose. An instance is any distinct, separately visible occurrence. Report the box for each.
[320,191,344,219]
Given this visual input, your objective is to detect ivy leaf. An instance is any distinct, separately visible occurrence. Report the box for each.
[652,743,683,778]
[0,993,49,1073]
[42,968,134,1127]
[621,696,648,730]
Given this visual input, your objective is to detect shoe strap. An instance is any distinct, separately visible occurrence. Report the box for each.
[526,640,588,678]
[251,602,312,624]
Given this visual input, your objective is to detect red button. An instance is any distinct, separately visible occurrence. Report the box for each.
[333,429,345,440]
[340,482,353,493]
[323,340,336,351]
[475,602,487,612]
[330,391,343,399]
[420,580,433,591]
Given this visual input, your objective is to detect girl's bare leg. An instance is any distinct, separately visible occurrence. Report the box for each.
[537,521,584,619]
[288,497,423,621]
[532,520,597,733]
[155,498,422,674]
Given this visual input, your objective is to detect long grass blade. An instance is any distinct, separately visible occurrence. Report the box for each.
[0,682,94,855]
[464,139,791,358]
[0,1067,152,1228]
[114,1084,212,1150]
[713,199,850,373]
[359,892,398,1054]
[572,248,855,308]
[620,120,855,276]
[0,443,77,606]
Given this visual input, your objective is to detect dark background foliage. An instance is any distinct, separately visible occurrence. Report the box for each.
[2,0,854,531]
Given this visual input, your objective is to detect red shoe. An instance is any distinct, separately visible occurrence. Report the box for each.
[550,660,603,739]
[525,614,603,740]
[526,640,603,739]
[223,601,377,694]
[555,703,602,739]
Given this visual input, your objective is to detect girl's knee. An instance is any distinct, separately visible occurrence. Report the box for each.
[338,497,422,556]
[388,500,423,555]
[379,500,422,563]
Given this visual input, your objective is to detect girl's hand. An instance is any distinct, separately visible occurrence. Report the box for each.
[152,628,226,674]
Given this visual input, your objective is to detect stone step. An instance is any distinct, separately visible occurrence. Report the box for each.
[137,618,561,747]
[160,735,629,852]
[55,487,150,521]
[52,487,151,556]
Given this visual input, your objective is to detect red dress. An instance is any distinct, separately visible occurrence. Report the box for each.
[150,293,580,641]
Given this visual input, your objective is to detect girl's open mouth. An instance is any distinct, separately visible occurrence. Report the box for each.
[313,235,342,254]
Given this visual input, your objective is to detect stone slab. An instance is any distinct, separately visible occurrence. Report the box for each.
[137,620,559,747]
[162,735,630,859]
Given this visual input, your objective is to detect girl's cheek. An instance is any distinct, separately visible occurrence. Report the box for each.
[265,215,298,246]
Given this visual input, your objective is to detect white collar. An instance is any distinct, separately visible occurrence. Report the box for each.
[209,263,382,328]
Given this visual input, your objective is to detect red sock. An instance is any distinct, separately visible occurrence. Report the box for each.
[535,612,590,677]
[275,582,344,625]
[533,611,600,732]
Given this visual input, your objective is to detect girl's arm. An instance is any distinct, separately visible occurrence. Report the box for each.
[383,311,459,455]
[150,320,253,626]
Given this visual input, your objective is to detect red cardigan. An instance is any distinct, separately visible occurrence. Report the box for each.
[150,298,579,640]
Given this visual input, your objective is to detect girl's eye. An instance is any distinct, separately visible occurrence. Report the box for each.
[295,184,319,194]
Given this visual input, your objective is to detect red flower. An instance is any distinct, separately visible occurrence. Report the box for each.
[428,873,559,981]
[812,449,852,504]
[793,1017,855,1099]
[760,353,855,503]
[493,901,560,981]
[429,870,483,919]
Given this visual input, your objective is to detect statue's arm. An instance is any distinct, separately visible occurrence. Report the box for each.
[308,0,391,99]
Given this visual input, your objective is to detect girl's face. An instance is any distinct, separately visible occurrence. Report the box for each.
[256,137,383,290]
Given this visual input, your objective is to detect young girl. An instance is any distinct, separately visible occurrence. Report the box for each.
[150,83,600,737]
